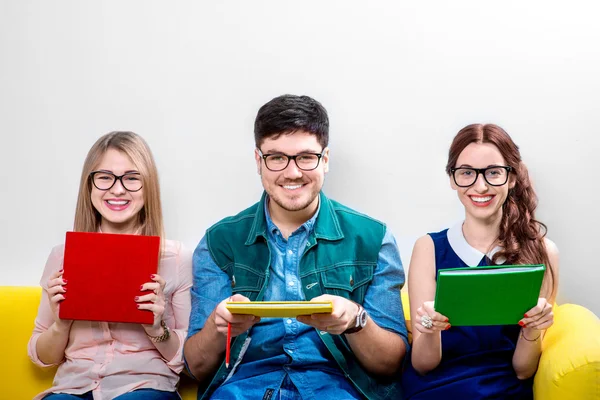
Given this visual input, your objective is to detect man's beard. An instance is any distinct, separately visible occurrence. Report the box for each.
[269,184,319,212]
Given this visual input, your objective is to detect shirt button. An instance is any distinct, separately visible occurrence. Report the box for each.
[287,250,293,255]
[286,319,293,324]
[288,349,294,354]
[288,281,294,286]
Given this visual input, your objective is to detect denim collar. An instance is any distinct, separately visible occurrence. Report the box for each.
[263,196,319,238]
[245,191,344,245]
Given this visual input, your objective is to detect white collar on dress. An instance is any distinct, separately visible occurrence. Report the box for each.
[447,221,505,267]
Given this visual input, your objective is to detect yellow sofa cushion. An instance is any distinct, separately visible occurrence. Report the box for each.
[534,303,600,399]
[0,286,57,400]
[4,286,599,400]
[0,286,202,400]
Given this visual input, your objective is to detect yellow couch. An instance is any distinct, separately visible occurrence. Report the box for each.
[2,286,599,399]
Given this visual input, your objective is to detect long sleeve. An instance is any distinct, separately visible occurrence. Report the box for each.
[28,245,66,367]
[163,241,193,372]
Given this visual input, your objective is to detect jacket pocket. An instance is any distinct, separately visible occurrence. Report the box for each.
[320,262,375,302]
[228,263,265,299]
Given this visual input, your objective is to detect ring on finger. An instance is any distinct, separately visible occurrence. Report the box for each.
[421,315,433,329]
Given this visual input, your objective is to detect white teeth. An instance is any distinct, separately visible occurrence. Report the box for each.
[107,200,129,205]
[283,185,303,190]
[471,196,492,203]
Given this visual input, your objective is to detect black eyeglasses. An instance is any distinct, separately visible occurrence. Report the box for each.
[450,166,512,188]
[258,149,325,172]
[90,170,143,192]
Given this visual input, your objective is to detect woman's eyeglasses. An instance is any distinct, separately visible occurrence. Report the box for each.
[90,171,143,192]
[450,166,512,188]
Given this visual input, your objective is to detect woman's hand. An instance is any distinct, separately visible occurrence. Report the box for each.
[519,297,553,337]
[137,274,167,336]
[415,301,450,334]
[46,269,73,330]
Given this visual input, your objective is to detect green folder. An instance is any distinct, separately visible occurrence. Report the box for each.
[434,264,545,326]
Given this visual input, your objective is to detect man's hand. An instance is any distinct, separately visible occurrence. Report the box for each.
[297,294,359,335]
[214,294,260,337]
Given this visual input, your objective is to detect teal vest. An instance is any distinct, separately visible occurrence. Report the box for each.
[201,192,401,400]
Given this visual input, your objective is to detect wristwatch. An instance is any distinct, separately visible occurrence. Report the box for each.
[343,303,368,334]
[146,320,171,343]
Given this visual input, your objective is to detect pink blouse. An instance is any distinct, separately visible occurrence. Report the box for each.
[28,239,193,400]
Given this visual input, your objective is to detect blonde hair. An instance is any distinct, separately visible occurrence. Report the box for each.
[73,131,164,243]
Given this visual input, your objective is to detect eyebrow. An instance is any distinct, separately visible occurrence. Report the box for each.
[95,169,140,174]
[456,164,503,168]
[262,149,322,154]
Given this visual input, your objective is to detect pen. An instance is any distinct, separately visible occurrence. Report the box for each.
[226,322,232,368]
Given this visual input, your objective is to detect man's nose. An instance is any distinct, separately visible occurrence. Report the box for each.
[282,158,303,179]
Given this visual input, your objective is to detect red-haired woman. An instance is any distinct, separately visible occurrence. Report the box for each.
[402,124,559,399]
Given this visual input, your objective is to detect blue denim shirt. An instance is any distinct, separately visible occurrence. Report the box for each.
[187,200,408,399]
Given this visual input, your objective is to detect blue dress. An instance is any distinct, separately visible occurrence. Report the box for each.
[401,227,533,399]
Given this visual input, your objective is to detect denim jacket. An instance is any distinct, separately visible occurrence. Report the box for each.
[192,192,406,399]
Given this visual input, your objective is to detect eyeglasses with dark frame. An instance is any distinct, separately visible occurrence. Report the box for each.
[450,166,512,188]
[90,170,143,192]
[258,149,325,172]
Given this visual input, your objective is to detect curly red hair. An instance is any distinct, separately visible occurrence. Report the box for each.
[446,124,556,299]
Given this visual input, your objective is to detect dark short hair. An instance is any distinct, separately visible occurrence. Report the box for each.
[254,94,329,149]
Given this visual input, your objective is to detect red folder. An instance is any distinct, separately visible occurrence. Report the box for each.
[59,231,160,324]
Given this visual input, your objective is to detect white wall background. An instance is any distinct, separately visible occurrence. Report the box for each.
[1,1,598,314]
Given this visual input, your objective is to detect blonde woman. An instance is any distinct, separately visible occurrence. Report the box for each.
[28,131,192,400]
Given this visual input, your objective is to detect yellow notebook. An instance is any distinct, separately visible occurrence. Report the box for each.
[226,301,333,318]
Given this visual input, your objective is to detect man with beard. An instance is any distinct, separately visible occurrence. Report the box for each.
[184,95,408,400]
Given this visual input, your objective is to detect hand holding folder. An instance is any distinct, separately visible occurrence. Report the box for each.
[59,231,160,324]
[434,264,545,326]
[223,299,333,368]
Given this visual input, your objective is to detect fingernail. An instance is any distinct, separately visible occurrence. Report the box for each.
[150,274,156,279]
[140,285,144,290]
[59,269,64,273]
[62,279,67,284]
[136,304,140,308]
[445,325,451,330]
[444,317,449,322]
[518,321,525,327]
[524,313,529,318]
[63,287,67,292]
[134,296,139,301]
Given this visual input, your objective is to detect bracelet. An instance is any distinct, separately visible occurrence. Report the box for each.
[146,320,171,343]
[520,329,541,342]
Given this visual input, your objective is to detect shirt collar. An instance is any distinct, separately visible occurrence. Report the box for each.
[245,191,343,245]
[447,221,504,266]
[263,196,320,237]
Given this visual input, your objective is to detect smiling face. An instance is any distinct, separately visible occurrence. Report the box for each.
[255,130,329,217]
[451,142,515,223]
[90,148,145,234]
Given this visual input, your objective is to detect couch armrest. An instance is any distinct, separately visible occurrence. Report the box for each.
[0,286,57,399]
[534,303,600,399]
